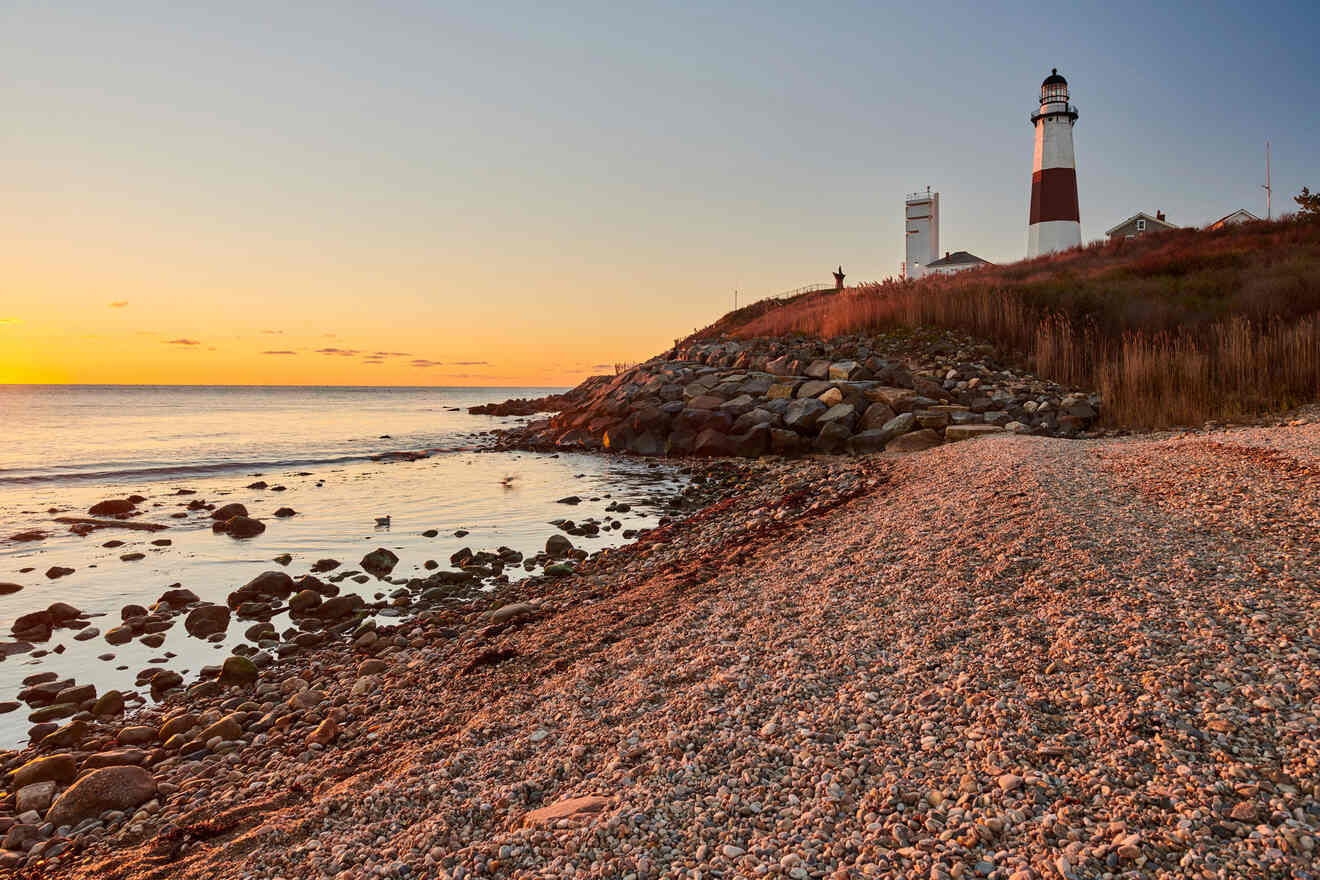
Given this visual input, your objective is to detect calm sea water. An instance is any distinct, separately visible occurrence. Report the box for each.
[0,385,683,747]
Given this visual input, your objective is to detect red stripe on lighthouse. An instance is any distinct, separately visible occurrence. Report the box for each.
[1029,168,1080,224]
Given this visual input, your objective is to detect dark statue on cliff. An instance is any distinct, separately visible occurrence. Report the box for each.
[833,266,845,290]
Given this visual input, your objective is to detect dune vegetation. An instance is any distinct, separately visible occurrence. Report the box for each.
[693,217,1320,428]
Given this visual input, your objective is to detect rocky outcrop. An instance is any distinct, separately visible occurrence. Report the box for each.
[491,331,1102,458]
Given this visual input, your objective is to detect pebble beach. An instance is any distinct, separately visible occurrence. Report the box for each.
[6,423,1318,879]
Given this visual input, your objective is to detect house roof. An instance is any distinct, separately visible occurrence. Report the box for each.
[1105,212,1178,236]
[1210,209,1260,226]
[927,250,990,268]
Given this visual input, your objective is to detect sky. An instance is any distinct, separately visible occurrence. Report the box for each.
[2,0,1317,385]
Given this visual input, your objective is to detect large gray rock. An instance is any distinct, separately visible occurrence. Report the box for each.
[813,422,853,453]
[719,394,757,417]
[817,403,857,432]
[783,398,828,433]
[880,412,917,438]
[804,359,832,379]
[46,766,156,827]
[765,355,793,376]
[847,429,892,454]
[211,503,248,521]
[828,360,864,380]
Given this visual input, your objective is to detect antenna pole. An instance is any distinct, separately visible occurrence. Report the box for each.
[1262,141,1272,220]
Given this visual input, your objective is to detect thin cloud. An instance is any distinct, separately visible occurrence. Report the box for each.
[451,361,488,366]
[410,359,443,368]
[165,338,200,346]
[261,329,283,335]
[315,347,360,357]
[590,363,612,370]
[261,350,297,355]
[108,301,129,309]
[371,351,411,357]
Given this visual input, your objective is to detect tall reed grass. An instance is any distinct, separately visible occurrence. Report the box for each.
[695,218,1320,428]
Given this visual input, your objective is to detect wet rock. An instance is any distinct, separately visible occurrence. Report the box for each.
[105,626,134,646]
[45,566,75,580]
[546,535,573,557]
[693,428,733,457]
[361,548,399,577]
[88,498,136,516]
[311,558,340,573]
[288,589,322,613]
[219,655,259,686]
[274,507,297,517]
[0,582,23,595]
[228,571,295,608]
[224,515,266,538]
[117,726,155,745]
[185,604,231,638]
[784,398,828,433]
[92,690,125,715]
[211,503,248,521]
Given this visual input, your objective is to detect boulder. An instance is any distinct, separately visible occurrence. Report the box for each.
[817,403,857,432]
[796,380,831,399]
[88,499,136,516]
[11,610,52,636]
[687,395,724,411]
[693,428,733,457]
[766,382,797,400]
[718,395,757,417]
[47,602,82,623]
[828,360,863,380]
[273,507,297,518]
[317,594,365,619]
[783,398,828,434]
[804,359,832,379]
[185,604,230,638]
[157,588,200,607]
[885,428,942,453]
[664,430,695,456]
[879,412,917,438]
[628,432,663,457]
[813,421,853,453]
[847,429,892,453]
[288,589,322,613]
[117,726,156,745]
[9,754,77,788]
[945,424,1006,442]
[92,690,125,716]
[46,766,157,828]
[15,780,57,814]
[159,713,198,740]
[105,625,134,645]
[867,386,917,411]
[361,548,399,577]
[546,535,573,557]
[770,428,805,455]
[0,582,22,595]
[730,423,771,457]
[817,387,844,407]
[228,570,295,608]
[211,503,248,521]
[859,402,897,431]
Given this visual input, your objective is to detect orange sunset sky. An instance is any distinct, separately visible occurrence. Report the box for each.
[4,3,1314,386]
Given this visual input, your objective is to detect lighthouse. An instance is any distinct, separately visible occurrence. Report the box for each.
[1027,69,1081,257]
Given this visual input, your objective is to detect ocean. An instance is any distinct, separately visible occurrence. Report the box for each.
[0,385,683,747]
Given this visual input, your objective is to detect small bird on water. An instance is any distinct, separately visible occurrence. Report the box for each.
[500,474,518,489]
[374,515,391,527]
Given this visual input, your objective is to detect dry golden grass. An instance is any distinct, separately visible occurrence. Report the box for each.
[692,218,1320,428]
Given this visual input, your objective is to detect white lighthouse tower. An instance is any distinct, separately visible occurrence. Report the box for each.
[1026,69,1081,257]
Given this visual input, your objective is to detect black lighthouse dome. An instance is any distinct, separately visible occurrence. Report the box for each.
[1040,68,1069,102]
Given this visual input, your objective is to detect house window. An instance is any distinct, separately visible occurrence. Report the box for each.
[1136,219,1146,232]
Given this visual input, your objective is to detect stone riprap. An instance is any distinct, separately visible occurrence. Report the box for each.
[492,331,1103,457]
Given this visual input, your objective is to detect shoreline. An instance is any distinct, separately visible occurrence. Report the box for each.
[3,423,1319,877]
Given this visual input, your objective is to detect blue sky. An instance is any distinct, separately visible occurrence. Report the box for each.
[3,0,1318,379]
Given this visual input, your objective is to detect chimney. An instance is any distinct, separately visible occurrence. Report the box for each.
[944,251,950,258]
[1156,210,1165,221]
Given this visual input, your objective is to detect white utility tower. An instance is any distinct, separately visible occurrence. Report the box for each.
[1027,69,1082,257]
[904,188,939,280]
